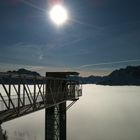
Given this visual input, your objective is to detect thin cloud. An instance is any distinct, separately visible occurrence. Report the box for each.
[21,0,46,12]
[77,59,140,68]
[70,18,102,30]
[47,36,86,50]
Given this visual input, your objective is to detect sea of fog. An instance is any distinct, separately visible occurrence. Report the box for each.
[1,85,140,140]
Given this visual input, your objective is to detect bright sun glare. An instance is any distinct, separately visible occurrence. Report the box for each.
[49,4,68,25]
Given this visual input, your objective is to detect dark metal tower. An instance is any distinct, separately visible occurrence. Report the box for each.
[45,72,79,140]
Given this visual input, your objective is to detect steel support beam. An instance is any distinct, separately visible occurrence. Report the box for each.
[45,102,66,140]
[45,106,55,140]
[59,102,66,140]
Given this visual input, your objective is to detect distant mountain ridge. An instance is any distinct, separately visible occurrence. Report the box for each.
[7,68,41,77]
[76,66,140,85]
[4,66,140,85]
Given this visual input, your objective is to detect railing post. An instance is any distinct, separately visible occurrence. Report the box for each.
[18,84,20,115]
[8,84,11,109]
[34,83,36,110]
[23,85,25,106]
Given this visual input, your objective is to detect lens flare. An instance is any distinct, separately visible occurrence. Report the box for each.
[49,4,68,25]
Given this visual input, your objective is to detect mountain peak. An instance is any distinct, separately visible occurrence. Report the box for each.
[7,68,41,77]
[78,65,140,85]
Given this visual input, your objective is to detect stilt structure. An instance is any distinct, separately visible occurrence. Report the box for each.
[0,72,82,140]
[45,72,77,140]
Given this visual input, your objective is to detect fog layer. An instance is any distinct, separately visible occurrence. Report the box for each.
[2,85,140,140]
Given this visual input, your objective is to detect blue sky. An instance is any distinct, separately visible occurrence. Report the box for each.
[0,0,140,76]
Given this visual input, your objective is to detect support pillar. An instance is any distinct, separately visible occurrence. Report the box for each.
[45,102,66,140]
[0,125,4,140]
[45,72,79,140]
[45,106,55,140]
[59,102,66,140]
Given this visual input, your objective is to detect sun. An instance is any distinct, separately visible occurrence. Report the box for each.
[49,4,68,25]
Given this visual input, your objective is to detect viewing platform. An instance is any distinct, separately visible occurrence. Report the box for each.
[0,72,82,122]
